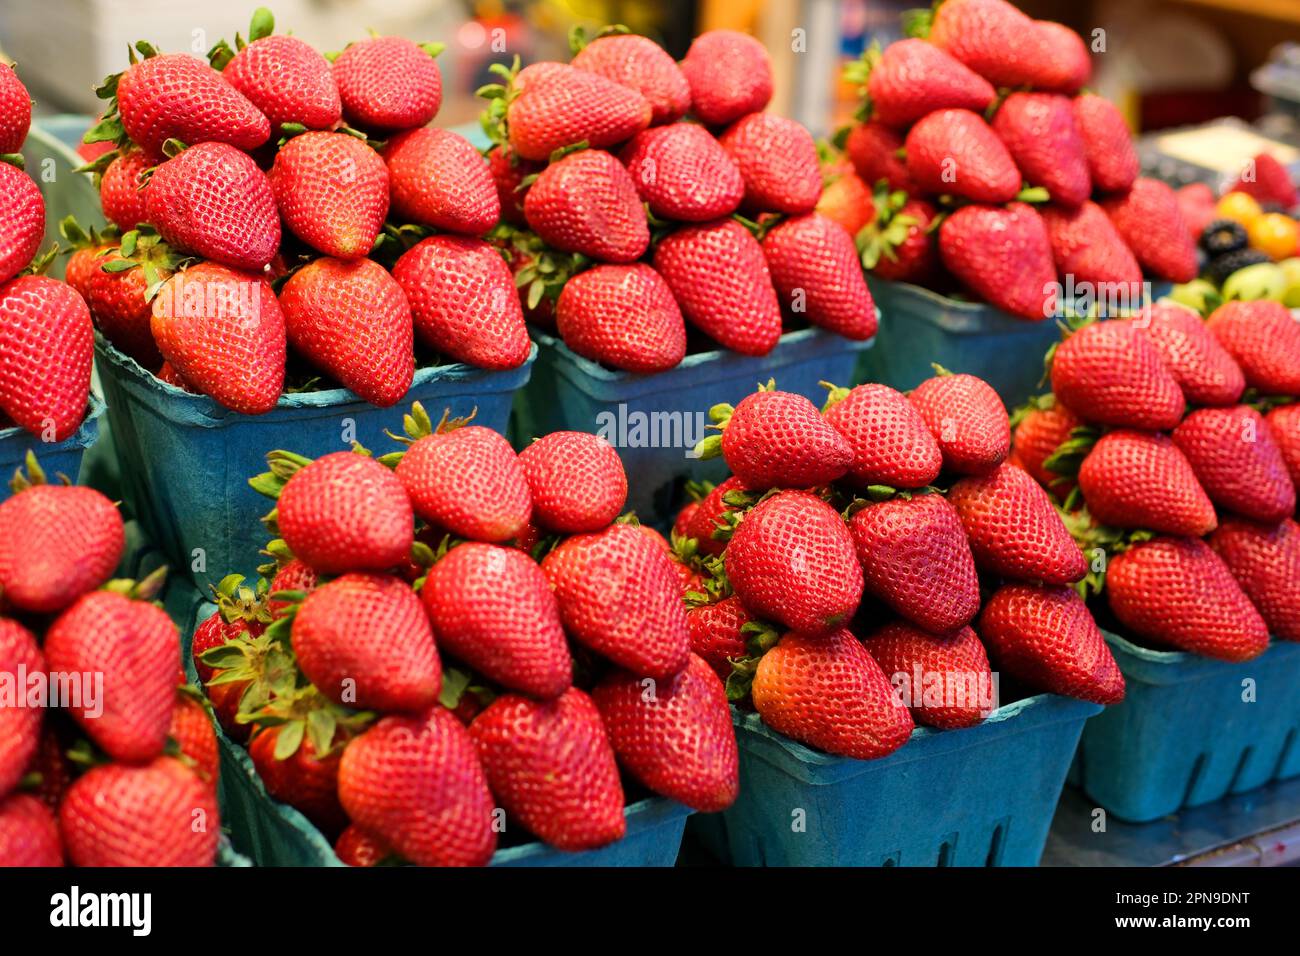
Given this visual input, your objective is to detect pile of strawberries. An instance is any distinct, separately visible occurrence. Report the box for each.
[484,25,877,371]
[838,0,1196,320]
[0,455,222,866]
[194,405,737,865]
[668,374,1124,761]
[1014,301,1300,660]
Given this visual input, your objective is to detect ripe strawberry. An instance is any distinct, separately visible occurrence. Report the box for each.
[993,96,1091,208]
[249,721,349,836]
[979,583,1125,704]
[1229,152,1298,209]
[848,494,980,634]
[844,121,913,193]
[81,247,162,368]
[823,383,943,488]
[1108,537,1270,662]
[1205,300,1300,396]
[939,202,1056,321]
[1177,182,1219,241]
[1078,431,1217,536]
[928,0,1059,90]
[192,596,264,685]
[1012,396,1083,493]
[0,162,44,286]
[423,543,572,699]
[1035,20,1091,93]
[816,162,875,237]
[1101,178,1197,282]
[905,109,1021,205]
[218,15,341,132]
[157,361,194,390]
[948,462,1087,584]
[471,688,625,849]
[0,274,93,439]
[279,257,414,407]
[335,825,393,866]
[1211,517,1300,642]
[64,237,112,303]
[753,628,913,759]
[652,219,781,355]
[761,212,878,340]
[392,236,531,370]
[504,61,649,161]
[1173,406,1296,523]
[44,591,180,763]
[0,793,61,867]
[687,595,752,680]
[486,145,537,226]
[680,29,772,127]
[169,692,219,787]
[331,36,442,133]
[554,263,686,374]
[1040,200,1141,294]
[339,706,496,866]
[908,371,1010,475]
[719,112,822,215]
[269,131,389,259]
[686,475,753,557]
[0,63,31,153]
[865,622,994,728]
[1050,320,1185,430]
[593,653,738,812]
[0,619,42,797]
[620,123,744,222]
[1073,93,1139,194]
[386,128,499,236]
[1129,301,1244,407]
[858,38,994,128]
[1266,404,1300,490]
[97,148,154,232]
[714,388,852,489]
[517,431,627,533]
[522,149,648,263]
[860,194,939,285]
[268,557,318,619]
[571,32,689,126]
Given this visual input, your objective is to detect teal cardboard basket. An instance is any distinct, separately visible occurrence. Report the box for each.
[96,338,535,584]
[0,394,105,495]
[692,695,1100,867]
[1069,633,1300,824]
[20,116,106,282]
[513,328,873,526]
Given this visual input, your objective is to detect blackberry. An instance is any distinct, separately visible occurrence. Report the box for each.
[1200,218,1249,256]
[1206,248,1270,286]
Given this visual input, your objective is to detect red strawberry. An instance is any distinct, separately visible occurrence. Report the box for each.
[1129,301,1245,407]
[620,123,744,222]
[219,17,341,132]
[423,542,572,699]
[1107,537,1270,662]
[1230,152,1298,209]
[0,276,94,441]
[1177,182,1219,241]
[554,263,686,374]
[1172,406,1296,523]
[249,721,348,836]
[753,628,913,759]
[652,219,782,355]
[385,128,499,236]
[1012,396,1083,493]
[761,212,878,340]
[865,621,994,728]
[506,62,649,161]
[279,257,414,407]
[719,112,822,215]
[823,383,944,488]
[1035,20,1091,94]
[517,431,627,533]
[0,162,44,286]
[338,706,496,866]
[1266,403,1300,490]
[938,202,1056,320]
[948,462,1087,584]
[714,388,852,489]
[169,692,219,787]
[1040,200,1143,299]
[1078,431,1217,536]
[392,236,531,370]
[157,361,195,391]
[1101,178,1197,282]
[83,247,166,369]
[1205,300,1300,396]
[686,476,752,557]
[928,0,1058,89]
[571,32,690,126]
[44,591,180,763]
[471,688,625,849]
[979,583,1125,704]
[268,558,318,619]
[817,163,875,238]
[269,131,389,259]
[64,238,111,303]
[192,602,263,686]
[0,794,61,867]
[860,195,939,285]
[60,757,218,866]
[1050,320,1185,430]
[1211,517,1300,642]
[331,36,442,133]
[0,63,31,153]
[98,148,154,232]
[523,149,648,263]
[593,653,738,812]
[860,38,995,128]
[687,595,752,680]
[908,371,1010,475]
[335,825,393,866]
[0,619,42,797]
[486,145,537,226]
[905,109,1021,205]
[848,493,980,634]
[1072,92,1139,194]
[542,523,691,678]
[680,30,773,126]
[844,121,913,193]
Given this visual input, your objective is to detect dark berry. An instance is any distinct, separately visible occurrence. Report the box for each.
[1199,219,1249,256]
[1205,248,1271,286]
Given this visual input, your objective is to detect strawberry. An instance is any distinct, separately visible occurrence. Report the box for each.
[948,462,1087,584]
[860,38,995,128]
[848,493,980,635]
[908,371,1010,475]
[517,431,627,533]
[554,263,686,374]
[83,246,168,369]
[97,148,154,232]
[844,121,913,193]
[620,123,744,222]
[1107,537,1270,662]
[60,757,218,866]
[938,202,1056,320]
[504,61,649,161]
[269,131,389,259]
[0,619,43,797]
[859,194,939,285]
[216,11,341,132]
[726,490,863,634]
[0,63,31,153]
[279,257,414,407]
[865,621,994,728]
[486,145,537,226]
[687,595,752,680]
[1128,301,1245,407]
[926,0,1059,90]
[1011,398,1078,492]
[979,583,1125,705]
[1072,92,1139,195]
[0,793,62,867]
[268,558,318,619]
[1172,406,1296,523]
[1212,517,1300,642]
[44,590,180,763]
[1177,183,1219,241]
[570,31,690,126]
[392,236,531,370]
[711,387,852,489]
[385,128,499,236]
[817,163,875,237]
[522,149,649,263]
[0,162,43,286]
[1077,431,1217,536]
[192,576,267,684]
[593,653,738,812]
[157,361,195,391]
[719,112,822,215]
[335,825,394,866]
[752,628,913,759]
[761,212,878,340]
[151,263,285,414]
[1266,404,1300,490]
[686,476,753,557]
[63,229,113,303]
[675,501,700,539]
[338,706,496,866]
[422,542,572,699]
[905,109,1021,205]
[331,36,442,133]
[1049,320,1185,430]
[1229,152,1298,209]
[471,688,625,849]
[249,717,349,836]
[680,29,773,126]
[1035,20,1092,94]
[652,219,782,355]
[1041,200,1144,298]
[1101,178,1197,282]
[822,383,943,488]
[169,692,219,787]
[1205,300,1300,396]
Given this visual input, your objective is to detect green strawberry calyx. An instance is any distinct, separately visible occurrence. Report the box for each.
[1059,506,1155,597]
[8,449,77,494]
[101,565,169,603]
[568,23,631,55]
[246,684,370,761]
[724,619,783,703]
[841,42,882,123]
[207,6,277,71]
[476,55,523,149]
[210,573,273,628]
[379,403,477,469]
